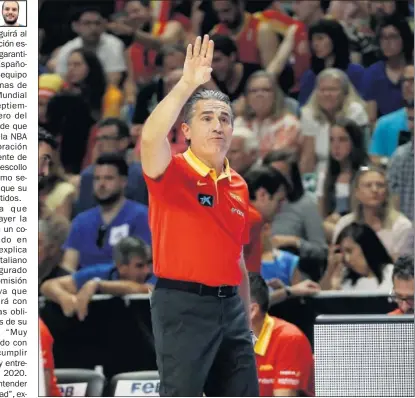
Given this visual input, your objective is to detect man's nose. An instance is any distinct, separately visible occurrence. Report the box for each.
[40,163,50,178]
[213,118,223,132]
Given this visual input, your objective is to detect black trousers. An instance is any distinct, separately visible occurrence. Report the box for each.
[150,286,259,397]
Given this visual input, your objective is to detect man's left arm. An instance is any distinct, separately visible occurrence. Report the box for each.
[239,249,252,329]
[134,21,183,51]
[257,22,279,68]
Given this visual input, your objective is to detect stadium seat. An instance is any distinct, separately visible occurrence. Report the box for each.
[110,370,160,396]
[55,368,106,397]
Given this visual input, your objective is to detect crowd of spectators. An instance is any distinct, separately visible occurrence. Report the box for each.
[38,0,414,396]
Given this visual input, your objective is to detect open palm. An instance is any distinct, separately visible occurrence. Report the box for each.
[182,34,214,88]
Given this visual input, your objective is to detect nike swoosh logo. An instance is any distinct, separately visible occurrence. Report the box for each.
[197,181,207,186]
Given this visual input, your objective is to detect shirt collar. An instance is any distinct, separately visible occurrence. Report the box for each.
[254,314,275,356]
[183,147,231,181]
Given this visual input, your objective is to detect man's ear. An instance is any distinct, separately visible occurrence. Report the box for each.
[182,122,191,141]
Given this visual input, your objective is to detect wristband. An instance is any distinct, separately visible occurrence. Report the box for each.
[284,286,292,298]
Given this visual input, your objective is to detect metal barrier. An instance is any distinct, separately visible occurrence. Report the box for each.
[39,291,396,393]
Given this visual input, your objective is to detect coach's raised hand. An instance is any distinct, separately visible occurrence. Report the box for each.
[182,35,214,88]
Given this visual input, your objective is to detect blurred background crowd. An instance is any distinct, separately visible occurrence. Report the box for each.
[37,0,414,396]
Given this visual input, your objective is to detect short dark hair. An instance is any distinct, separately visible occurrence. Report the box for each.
[249,272,269,314]
[183,89,233,125]
[113,236,151,266]
[393,255,414,281]
[97,117,130,139]
[211,34,238,57]
[2,1,19,12]
[377,14,414,63]
[72,6,104,22]
[244,165,288,201]
[156,44,186,67]
[38,127,58,150]
[262,149,304,202]
[95,153,128,177]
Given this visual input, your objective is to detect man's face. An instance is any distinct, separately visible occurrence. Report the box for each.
[162,51,185,76]
[118,255,151,284]
[253,186,286,222]
[183,99,234,157]
[212,50,234,82]
[75,11,105,44]
[402,65,414,103]
[125,0,151,28]
[370,1,396,18]
[227,136,257,174]
[393,277,414,314]
[292,1,319,24]
[93,165,126,204]
[2,1,18,25]
[38,142,54,183]
[213,0,242,30]
[96,125,124,156]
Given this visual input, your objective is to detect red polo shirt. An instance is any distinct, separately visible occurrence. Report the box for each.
[255,315,315,396]
[144,148,250,286]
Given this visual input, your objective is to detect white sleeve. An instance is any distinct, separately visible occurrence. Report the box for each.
[104,37,127,73]
[316,171,326,198]
[300,108,320,137]
[347,102,369,126]
[55,45,71,77]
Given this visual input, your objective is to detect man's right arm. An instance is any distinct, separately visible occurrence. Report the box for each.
[140,35,214,179]
[140,79,194,178]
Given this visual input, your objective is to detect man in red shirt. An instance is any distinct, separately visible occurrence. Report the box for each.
[389,255,414,315]
[210,0,278,68]
[249,273,315,397]
[140,35,258,396]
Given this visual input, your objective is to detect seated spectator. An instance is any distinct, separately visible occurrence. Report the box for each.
[298,19,365,105]
[249,273,315,397]
[41,236,153,321]
[333,165,412,259]
[234,71,301,157]
[39,217,71,286]
[210,0,278,69]
[63,49,123,120]
[125,0,186,83]
[389,255,414,315]
[369,65,414,160]
[75,118,148,216]
[39,153,76,220]
[244,165,321,302]
[38,127,58,187]
[227,126,260,177]
[50,6,126,87]
[129,43,186,136]
[244,165,288,272]
[132,68,187,157]
[321,222,394,292]
[39,318,61,397]
[317,118,369,240]
[300,68,368,174]
[263,149,328,274]
[255,5,310,94]
[362,15,413,124]
[206,34,259,102]
[387,113,414,220]
[61,153,151,272]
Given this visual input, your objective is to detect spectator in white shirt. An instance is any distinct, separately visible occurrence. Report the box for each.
[321,222,394,292]
[333,165,412,260]
[49,7,126,86]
